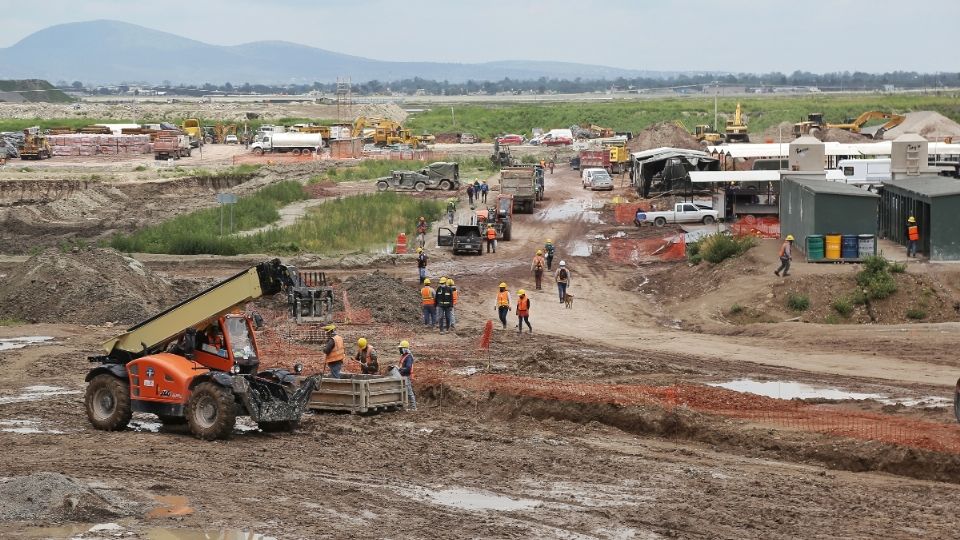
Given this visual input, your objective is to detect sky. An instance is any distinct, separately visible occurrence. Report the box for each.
[3,0,958,73]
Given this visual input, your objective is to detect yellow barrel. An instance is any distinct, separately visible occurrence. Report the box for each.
[825,234,841,260]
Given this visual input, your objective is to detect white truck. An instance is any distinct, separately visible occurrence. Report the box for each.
[635,202,719,227]
[250,133,324,156]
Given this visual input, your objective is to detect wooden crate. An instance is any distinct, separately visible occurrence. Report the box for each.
[308,374,406,414]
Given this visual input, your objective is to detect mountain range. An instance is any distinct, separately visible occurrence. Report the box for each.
[0,20,669,85]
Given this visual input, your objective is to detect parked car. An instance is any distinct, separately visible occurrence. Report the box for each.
[581,167,607,188]
[588,171,614,191]
[225,134,239,144]
[635,202,720,227]
[496,134,524,146]
[540,133,573,146]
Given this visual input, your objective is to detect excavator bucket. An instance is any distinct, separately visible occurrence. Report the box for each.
[232,374,320,423]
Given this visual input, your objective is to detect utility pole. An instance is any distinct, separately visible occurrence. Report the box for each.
[713,81,719,131]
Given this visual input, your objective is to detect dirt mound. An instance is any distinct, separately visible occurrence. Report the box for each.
[819,128,871,143]
[884,111,960,141]
[758,121,796,143]
[355,103,408,124]
[643,248,763,303]
[0,472,137,521]
[0,248,192,325]
[335,271,422,323]
[627,122,702,152]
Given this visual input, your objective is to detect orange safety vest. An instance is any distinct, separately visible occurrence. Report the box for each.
[421,286,435,306]
[452,288,459,305]
[517,296,529,316]
[357,345,376,363]
[496,290,510,307]
[908,225,919,241]
[326,334,345,364]
[486,227,497,240]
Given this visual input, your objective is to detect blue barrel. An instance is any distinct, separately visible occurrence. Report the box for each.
[858,234,876,258]
[841,235,859,259]
[806,235,824,261]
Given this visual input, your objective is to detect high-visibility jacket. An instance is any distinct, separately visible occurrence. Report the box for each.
[908,225,919,241]
[452,287,459,305]
[398,352,415,378]
[517,296,530,316]
[486,227,497,240]
[496,290,510,307]
[325,334,345,364]
[421,286,435,306]
[356,345,377,364]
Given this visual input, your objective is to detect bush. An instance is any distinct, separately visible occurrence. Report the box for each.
[889,261,907,273]
[697,234,757,264]
[855,255,899,300]
[133,164,148,172]
[906,308,927,320]
[831,298,853,316]
[787,293,810,311]
[728,303,744,315]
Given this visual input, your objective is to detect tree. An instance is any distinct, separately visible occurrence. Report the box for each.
[71,81,83,90]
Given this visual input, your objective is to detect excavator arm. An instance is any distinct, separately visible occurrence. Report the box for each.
[827,111,905,135]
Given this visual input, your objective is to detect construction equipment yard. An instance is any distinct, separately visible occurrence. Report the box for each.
[1,97,960,539]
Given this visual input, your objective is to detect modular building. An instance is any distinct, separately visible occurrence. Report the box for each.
[879,176,960,261]
[779,176,879,256]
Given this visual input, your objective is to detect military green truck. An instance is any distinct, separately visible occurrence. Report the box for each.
[376,162,460,192]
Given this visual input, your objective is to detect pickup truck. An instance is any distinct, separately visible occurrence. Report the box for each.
[437,225,484,255]
[635,202,719,227]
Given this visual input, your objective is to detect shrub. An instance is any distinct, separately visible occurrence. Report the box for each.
[728,303,744,315]
[133,164,148,172]
[787,293,810,311]
[906,308,927,320]
[889,261,907,273]
[856,255,898,300]
[697,234,756,264]
[831,298,853,316]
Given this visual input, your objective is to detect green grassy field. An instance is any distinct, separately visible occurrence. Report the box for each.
[307,156,498,185]
[0,80,74,103]
[405,93,960,139]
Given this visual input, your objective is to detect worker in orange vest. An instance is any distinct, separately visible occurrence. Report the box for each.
[516,289,532,334]
[420,278,436,328]
[531,249,547,289]
[775,235,794,277]
[906,216,919,258]
[495,282,511,329]
[355,337,379,375]
[486,224,497,253]
[322,324,345,379]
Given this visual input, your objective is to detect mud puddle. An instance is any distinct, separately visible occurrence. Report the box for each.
[0,385,81,405]
[0,336,54,352]
[399,486,540,512]
[711,379,951,406]
[538,199,601,223]
[129,415,260,433]
[25,523,276,539]
[0,419,64,434]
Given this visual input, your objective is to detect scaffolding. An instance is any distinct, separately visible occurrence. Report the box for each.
[336,76,352,124]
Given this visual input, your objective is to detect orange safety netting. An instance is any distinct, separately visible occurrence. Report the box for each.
[607,235,686,264]
[730,216,781,239]
[612,203,653,225]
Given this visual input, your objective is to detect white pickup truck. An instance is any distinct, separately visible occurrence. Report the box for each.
[635,202,719,227]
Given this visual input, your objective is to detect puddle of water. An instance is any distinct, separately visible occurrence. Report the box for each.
[0,385,81,405]
[539,199,601,223]
[711,379,951,406]
[0,336,54,352]
[568,240,593,257]
[130,419,163,433]
[0,419,64,434]
[25,524,276,540]
[148,495,194,518]
[401,486,540,512]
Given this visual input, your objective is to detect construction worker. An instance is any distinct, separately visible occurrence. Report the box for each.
[486,224,497,253]
[775,235,794,277]
[355,337,379,375]
[544,239,555,270]
[548,160,555,174]
[516,289,532,334]
[555,260,570,303]
[396,340,416,411]
[495,282,511,329]
[322,324,345,379]
[420,278,436,328]
[539,158,546,169]
[907,216,919,257]
[446,199,456,224]
[473,179,481,198]
[448,278,459,329]
[416,247,428,284]
[531,249,546,289]
[480,180,489,203]
[466,183,475,206]
[436,278,454,334]
[416,217,427,249]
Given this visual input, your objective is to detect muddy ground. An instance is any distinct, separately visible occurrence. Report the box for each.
[1,159,960,539]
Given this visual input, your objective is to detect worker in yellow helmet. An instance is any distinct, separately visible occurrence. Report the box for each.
[516,289,532,334]
[906,216,919,258]
[495,282,511,329]
[775,235,795,277]
[544,239,555,270]
[396,340,416,410]
[322,324,345,379]
[355,337,379,375]
[531,249,547,290]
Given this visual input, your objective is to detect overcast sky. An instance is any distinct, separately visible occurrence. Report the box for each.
[3,0,957,73]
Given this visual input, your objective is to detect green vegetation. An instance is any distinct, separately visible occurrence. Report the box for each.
[787,293,810,312]
[728,303,744,315]
[0,80,73,103]
[133,164,148,172]
[307,156,497,185]
[406,94,960,139]
[889,261,907,273]
[0,317,25,326]
[831,298,854,317]
[110,181,307,254]
[906,307,928,320]
[856,256,898,300]
[694,234,757,264]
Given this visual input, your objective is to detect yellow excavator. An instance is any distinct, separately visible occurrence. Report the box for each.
[353,116,432,148]
[793,111,905,139]
[724,103,749,143]
[675,120,723,146]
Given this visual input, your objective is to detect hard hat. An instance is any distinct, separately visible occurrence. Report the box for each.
[908,216,916,223]
[537,249,543,255]
[499,282,507,288]
[546,239,552,243]
[358,338,367,348]
[518,289,526,296]
[488,223,494,227]
[423,278,431,285]
[399,340,410,349]
[785,234,795,241]
[439,277,447,284]
[323,324,336,332]
[559,260,566,266]
[416,247,423,253]
[448,279,455,285]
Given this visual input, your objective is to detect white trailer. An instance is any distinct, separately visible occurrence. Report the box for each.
[836,158,890,185]
[250,133,324,156]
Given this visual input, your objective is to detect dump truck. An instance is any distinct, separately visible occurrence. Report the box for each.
[153,130,192,160]
[376,162,460,192]
[84,260,320,440]
[20,127,51,160]
[182,119,203,148]
[500,165,543,213]
[250,133,324,156]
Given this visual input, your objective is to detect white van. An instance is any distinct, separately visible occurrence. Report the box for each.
[837,158,890,185]
[582,167,607,188]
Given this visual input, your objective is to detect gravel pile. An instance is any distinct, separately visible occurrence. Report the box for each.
[0,472,136,521]
[336,271,422,324]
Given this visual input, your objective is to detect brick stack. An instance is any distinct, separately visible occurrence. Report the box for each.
[48,134,152,157]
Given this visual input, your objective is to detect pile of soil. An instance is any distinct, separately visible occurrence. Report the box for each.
[884,111,960,141]
[0,472,137,521]
[758,121,796,143]
[0,248,193,325]
[334,271,422,323]
[627,122,702,152]
[819,128,871,143]
[642,249,763,303]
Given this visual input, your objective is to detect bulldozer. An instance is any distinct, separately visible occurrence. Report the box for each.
[84,260,322,440]
[724,103,749,143]
[675,120,723,146]
[20,127,51,160]
[793,111,905,139]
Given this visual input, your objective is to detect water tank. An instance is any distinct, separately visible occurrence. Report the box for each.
[788,136,825,172]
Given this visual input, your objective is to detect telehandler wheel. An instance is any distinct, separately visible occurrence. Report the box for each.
[258,420,298,433]
[186,382,237,440]
[85,374,132,431]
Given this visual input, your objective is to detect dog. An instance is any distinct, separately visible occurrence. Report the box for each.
[564,292,574,309]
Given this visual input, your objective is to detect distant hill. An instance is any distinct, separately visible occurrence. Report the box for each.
[0,79,72,103]
[0,20,668,85]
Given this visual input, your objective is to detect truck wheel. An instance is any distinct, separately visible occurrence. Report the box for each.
[377,181,389,192]
[414,182,426,192]
[439,180,451,190]
[301,148,312,156]
[654,217,667,227]
[253,148,264,156]
[258,420,298,433]
[503,225,511,241]
[85,374,132,431]
[186,382,236,440]
[291,148,301,156]
[702,215,716,225]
